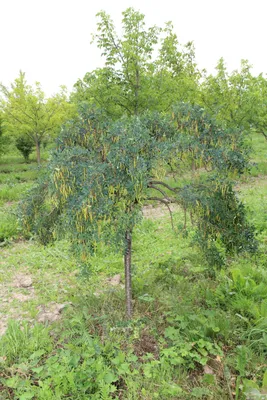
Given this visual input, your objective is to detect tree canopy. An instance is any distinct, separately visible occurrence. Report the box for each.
[72,8,200,118]
[20,103,257,317]
[200,58,267,139]
[0,111,9,158]
[0,72,76,163]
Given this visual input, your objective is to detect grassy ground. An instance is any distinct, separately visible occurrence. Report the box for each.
[0,134,267,399]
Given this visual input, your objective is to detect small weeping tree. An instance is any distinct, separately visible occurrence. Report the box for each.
[20,106,169,318]
[20,104,257,318]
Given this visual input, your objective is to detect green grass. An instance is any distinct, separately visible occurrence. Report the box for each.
[247,133,267,177]
[0,181,34,205]
[1,214,266,399]
[0,209,18,242]
[0,152,38,241]
[0,132,267,399]
[249,133,267,163]
[0,169,39,184]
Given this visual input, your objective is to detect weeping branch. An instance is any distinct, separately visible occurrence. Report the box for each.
[148,180,180,193]
[147,196,174,230]
[148,183,171,201]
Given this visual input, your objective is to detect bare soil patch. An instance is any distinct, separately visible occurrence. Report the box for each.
[0,243,76,336]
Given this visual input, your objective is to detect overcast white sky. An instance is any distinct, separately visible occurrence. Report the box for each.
[1,0,266,96]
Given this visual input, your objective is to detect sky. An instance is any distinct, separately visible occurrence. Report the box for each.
[1,0,267,96]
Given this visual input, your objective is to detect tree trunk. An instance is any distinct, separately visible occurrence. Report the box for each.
[124,230,133,318]
[36,140,41,165]
[134,64,140,116]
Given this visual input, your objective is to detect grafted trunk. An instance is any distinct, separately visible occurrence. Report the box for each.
[124,230,132,318]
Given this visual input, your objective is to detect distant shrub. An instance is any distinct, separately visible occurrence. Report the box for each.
[15,135,34,162]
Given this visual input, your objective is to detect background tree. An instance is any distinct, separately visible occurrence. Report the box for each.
[20,104,256,318]
[0,71,76,164]
[0,111,9,158]
[200,58,267,139]
[72,8,200,117]
[15,135,35,163]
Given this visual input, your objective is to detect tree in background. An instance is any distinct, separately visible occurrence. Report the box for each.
[0,112,9,158]
[15,135,35,163]
[0,72,76,164]
[72,8,200,117]
[200,58,267,139]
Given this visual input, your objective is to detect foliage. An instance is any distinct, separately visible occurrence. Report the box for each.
[0,321,119,400]
[0,131,267,398]
[72,8,200,117]
[0,71,76,163]
[0,209,17,242]
[19,103,258,321]
[200,58,267,140]
[0,112,9,158]
[189,180,257,265]
[0,181,33,206]
[0,6,267,397]
[15,135,35,162]
[170,103,257,265]
[162,313,223,369]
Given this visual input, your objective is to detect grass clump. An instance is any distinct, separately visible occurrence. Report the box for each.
[0,210,18,242]
[0,169,39,184]
[0,182,33,206]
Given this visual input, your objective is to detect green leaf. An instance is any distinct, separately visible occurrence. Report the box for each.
[243,379,260,390]
[262,370,267,389]
[5,377,19,389]
[30,349,46,360]
[104,372,117,384]
[138,293,154,302]
[164,326,179,340]
[32,366,44,374]
[19,393,35,400]
[203,373,216,385]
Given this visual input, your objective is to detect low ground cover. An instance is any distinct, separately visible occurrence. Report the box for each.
[0,134,266,399]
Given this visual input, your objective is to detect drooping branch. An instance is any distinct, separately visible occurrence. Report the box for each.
[148,183,171,201]
[147,196,174,230]
[148,180,180,193]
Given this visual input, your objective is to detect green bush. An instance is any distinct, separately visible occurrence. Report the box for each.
[0,321,120,400]
[15,135,35,163]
